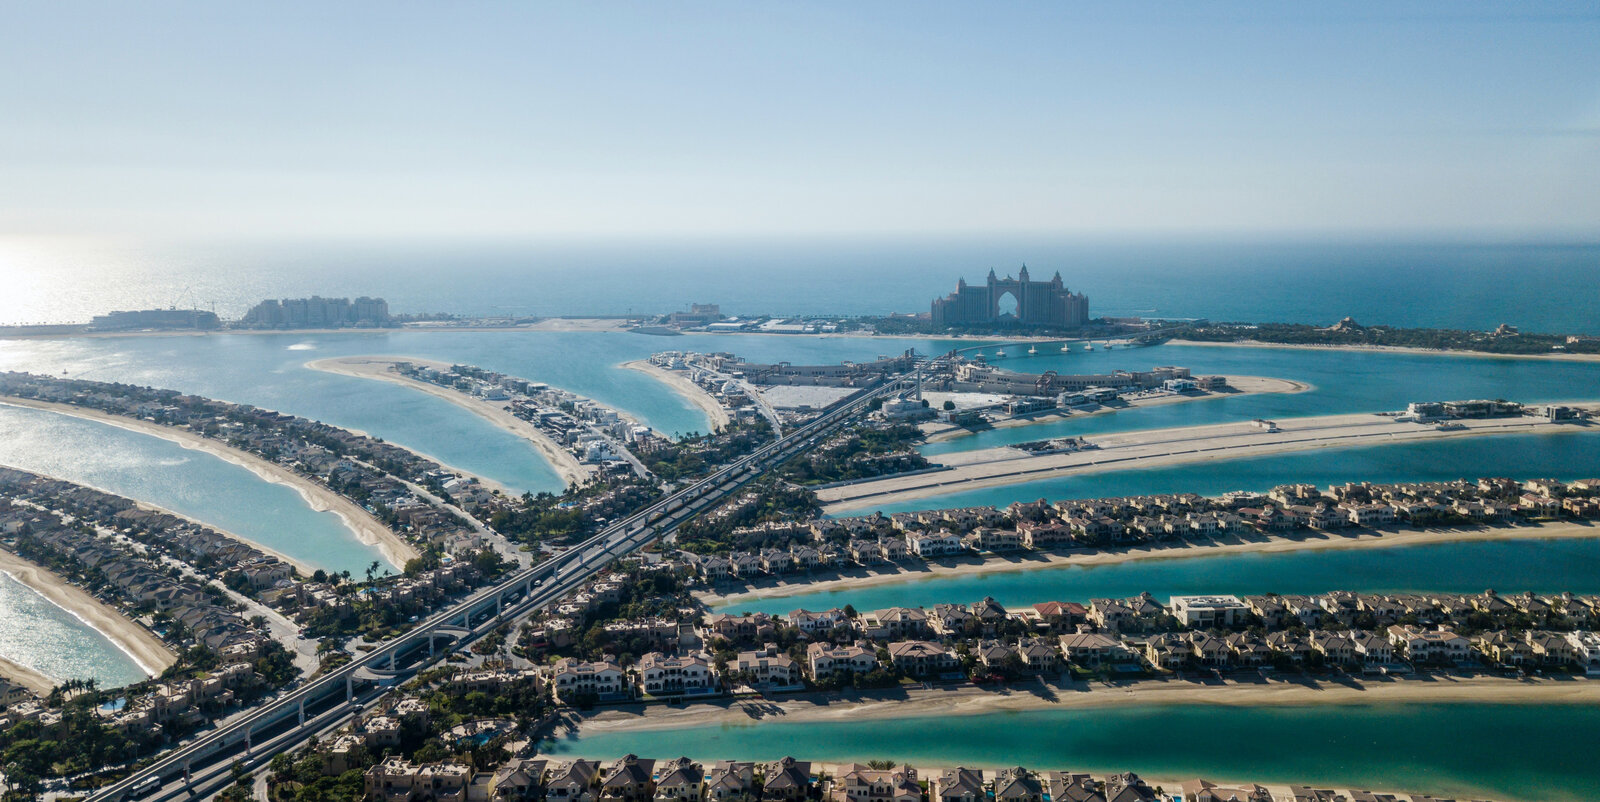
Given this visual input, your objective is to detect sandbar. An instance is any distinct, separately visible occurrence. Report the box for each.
[820,407,1597,514]
[1168,337,1600,364]
[572,672,1600,738]
[0,397,420,569]
[921,375,1310,444]
[619,360,731,433]
[698,520,1600,609]
[307,356,594,488]
[0,546,176,690]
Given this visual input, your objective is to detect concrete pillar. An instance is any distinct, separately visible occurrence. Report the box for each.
[346,675,354,703]
[245,727,252,754]
[429,636,435,659]
[298,698,306,726]
[496,594,503,615]
[389,648,397,671]
[184,760,192,784]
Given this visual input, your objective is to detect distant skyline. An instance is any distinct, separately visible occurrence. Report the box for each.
[2,2,1598,242]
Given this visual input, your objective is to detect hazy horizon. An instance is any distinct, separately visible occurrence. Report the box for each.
[4,1,1598,243]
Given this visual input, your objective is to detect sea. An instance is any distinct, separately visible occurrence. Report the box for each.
[2,237,1599,795]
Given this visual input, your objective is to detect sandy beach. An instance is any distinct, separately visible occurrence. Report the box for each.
[0,653,59,696]
[0,547,176,690]
[1168,337,1600,364]
[820,406,1597,514]
[0,396,420,568]
[921,375,1310,444]
[619,360,732,433]
[572,673,1600,737]
[307,356,595,488]
[697,520,1600,608]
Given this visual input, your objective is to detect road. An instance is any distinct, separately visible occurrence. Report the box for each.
[89,374,906,802]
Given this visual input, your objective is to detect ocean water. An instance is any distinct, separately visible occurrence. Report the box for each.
[4,331,1600,686]
[546,703,1600,802]
[3,237,1599,333]
[0,331,962,494]
[0,571,149,689]
[924,342,1600,455]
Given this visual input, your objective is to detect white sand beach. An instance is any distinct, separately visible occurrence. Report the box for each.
[0,397,420,568]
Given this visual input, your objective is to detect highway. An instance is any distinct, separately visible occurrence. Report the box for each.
[90,374,908,802]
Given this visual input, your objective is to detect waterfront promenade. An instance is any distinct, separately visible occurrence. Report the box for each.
[820,407,1596,513]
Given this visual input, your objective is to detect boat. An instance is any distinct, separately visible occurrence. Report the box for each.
[994,349,1007,358]
[1061,343,1072,352]
[1083,343,1094,351]
[1027,346,1038,355]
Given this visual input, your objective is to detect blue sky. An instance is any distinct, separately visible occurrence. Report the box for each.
[1,2,1596,240]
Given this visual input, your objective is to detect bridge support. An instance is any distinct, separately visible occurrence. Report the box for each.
[298,698,305,726]
[496,594,503,615]
[388,648,397,670]
[245,726,252,755]
[429,635,435,659]
[184,759,192,784]
[346,675,354,703]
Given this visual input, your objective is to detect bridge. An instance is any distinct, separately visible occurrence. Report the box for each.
[91,374,912,802]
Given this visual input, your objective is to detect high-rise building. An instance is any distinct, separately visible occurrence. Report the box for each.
[930,267,1088,329]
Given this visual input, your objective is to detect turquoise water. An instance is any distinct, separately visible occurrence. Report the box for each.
[713,535,1600,616]
[925,342,1600,455]
[546,703,1600,802]
[877,430,1600,514]
[0,571,149,689]
[0,331,963,495]
[0,403,389,575]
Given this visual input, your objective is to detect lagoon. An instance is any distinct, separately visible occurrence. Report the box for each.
[712,535,1600,615]
[0,571,149,689]
[875,430,1600,515]
[924,343,1600,455]
[0,403,389,576]
[545,702,1600,802]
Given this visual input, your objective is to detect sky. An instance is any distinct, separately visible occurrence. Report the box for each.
[1,2,1597,242]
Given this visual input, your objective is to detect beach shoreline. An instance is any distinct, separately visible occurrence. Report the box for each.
[570,673,1600,738]
[920,375,1311,444]
[1167,337,1600,363]
[0,397,420,569]
[3,324,1597,366]
[820,409,1595,514]
[619,359,732,434]
[306,355,594,488]
[697,520,1600,608]
[0,547,177,691]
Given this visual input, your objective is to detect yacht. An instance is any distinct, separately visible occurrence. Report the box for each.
[1027,345,1038,355]
[1083,343,1094,351]
[994,349,1007,358]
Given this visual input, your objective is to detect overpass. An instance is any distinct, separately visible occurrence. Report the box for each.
[90,373,911,802]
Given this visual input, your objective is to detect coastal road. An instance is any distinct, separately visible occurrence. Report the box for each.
[88,373,906,802]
